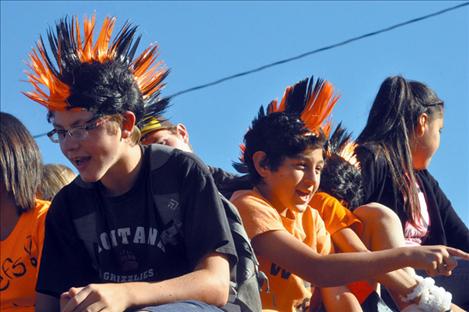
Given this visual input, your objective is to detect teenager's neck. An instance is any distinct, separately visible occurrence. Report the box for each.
[0,192,20,241]
[100,144,144,196]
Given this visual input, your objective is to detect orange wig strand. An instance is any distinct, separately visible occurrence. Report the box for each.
[23,14,168,113]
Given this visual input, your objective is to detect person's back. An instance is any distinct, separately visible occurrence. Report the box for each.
[0,112,50,312]
[23,15,237,312]
[355,76,469,250]
[354,75,469,308]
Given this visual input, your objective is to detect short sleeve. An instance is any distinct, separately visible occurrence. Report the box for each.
[230,190,285,240]
[310,192,362,235]
[36,187,97,297]
[33,199,50,274]
[178,154,237,269]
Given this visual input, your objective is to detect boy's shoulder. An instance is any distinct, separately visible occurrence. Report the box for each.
[46,175,101,224]
[231,189,266,206]
[147,144,211,175]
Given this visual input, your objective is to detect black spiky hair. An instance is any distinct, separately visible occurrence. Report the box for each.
[320,123,363,209]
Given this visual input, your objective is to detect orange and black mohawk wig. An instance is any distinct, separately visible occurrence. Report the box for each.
[266,76,339,136]
[233,76,340,173]
[23,15,169,122]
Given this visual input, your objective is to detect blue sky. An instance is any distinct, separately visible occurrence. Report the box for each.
[1,1,468,225]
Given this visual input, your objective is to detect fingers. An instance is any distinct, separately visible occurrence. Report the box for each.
[60,287,84,312]
[445,246,469,260]
[61,286,97,312]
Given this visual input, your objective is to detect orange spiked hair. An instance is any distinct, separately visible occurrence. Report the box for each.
[23,14,169,121]
[267,77,339,136]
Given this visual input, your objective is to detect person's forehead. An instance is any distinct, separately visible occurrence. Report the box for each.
[143,128,174,141]
[52,110,95,128]
[288,148,324,162]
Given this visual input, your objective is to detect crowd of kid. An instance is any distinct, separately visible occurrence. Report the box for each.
[1,14,468,312]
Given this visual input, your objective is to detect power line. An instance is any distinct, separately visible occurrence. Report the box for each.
[32,2,468,139]
[167,2,468,99]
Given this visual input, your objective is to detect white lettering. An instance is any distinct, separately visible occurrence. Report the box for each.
[148,228,158,245]
[100,233,111,250]
[133,226,145,244]
[118,228,131,244]
[109,230,118,247]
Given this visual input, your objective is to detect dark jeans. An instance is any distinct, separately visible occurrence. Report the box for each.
[133,300,224,312]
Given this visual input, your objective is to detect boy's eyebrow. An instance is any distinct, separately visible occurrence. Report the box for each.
[52,117,92,129]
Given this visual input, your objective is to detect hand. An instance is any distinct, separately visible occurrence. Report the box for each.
[60,283,130,312]
[409,245,469,277]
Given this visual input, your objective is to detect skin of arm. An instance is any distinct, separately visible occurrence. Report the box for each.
[333,228,466,311]
[251,229,469,288]
[320,286,363,312]
[37,252,229,312]
[333,228,417,293]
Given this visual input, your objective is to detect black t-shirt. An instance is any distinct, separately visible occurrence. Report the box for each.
[37,147,237,297]
[356,143,469,251]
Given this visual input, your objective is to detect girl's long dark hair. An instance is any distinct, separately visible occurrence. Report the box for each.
[0,112,43,212]
[356,76,443,222]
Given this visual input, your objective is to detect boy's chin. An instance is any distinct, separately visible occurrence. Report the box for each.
[291,203,309,213]
[78,172,101,183]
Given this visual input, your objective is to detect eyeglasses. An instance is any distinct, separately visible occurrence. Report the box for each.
[47,116,109,143]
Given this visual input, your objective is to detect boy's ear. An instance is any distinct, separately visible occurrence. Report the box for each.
[121,111,136,139]
[415,113,428,137]
[176,123,189,144]
[253,151,270,178]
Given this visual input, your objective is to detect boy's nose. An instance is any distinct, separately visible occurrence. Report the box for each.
[304,170,320,187]
[60,135,80,152]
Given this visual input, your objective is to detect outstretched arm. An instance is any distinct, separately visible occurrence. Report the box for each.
[59,252,230,312]
[252,229,469,288]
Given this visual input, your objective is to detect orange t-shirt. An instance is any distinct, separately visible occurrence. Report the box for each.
[1,199,50,312]
[309,192,362,235]
[231,189,331,312]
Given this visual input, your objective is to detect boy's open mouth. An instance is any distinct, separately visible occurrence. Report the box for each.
[71,156,91,169]
[296,189,313,201]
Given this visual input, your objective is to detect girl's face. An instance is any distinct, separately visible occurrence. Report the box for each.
[52,110,123,183]
[411,112,444,170]
[261,147,324,213]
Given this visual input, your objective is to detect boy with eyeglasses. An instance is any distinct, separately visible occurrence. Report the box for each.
[25,15,238,312]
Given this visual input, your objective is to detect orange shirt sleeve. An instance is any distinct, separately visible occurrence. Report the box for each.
[309,192,362,235]
[230,190,285,240]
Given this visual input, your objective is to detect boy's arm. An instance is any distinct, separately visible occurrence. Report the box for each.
[252,229,469,288]
[60,252,230,312]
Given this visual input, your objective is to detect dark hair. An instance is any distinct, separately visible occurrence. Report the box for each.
[320,123,363,210]
[239,112,326,185]
[0,112,43,212]
[356,76,444,221]
[37,164,76,201]
[67,61,145,120]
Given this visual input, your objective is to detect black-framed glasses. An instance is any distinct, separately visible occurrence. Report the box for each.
[47,116,109,143]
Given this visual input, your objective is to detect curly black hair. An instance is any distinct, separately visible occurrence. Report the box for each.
[320,123,363,209]
[237,111,326,185]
